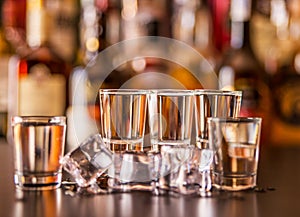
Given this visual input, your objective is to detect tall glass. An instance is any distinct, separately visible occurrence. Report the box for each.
[194,89,242,149]
[12,116,66,190]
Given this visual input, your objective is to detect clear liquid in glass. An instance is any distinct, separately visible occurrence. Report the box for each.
[13,121,66,190]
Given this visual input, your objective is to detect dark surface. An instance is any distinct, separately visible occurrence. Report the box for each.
[1,138,300,217]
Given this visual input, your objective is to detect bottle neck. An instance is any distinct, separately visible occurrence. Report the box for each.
[230,20,251,50]
[229,0,253,50]
[26,0,46,48]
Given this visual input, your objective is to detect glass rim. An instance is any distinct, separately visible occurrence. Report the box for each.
[150,89,194,96]
[99,88,149,95]
[194,89,242,96]
[11,116,66,125]
[207,117,262,124]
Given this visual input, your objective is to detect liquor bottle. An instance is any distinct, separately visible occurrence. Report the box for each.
[67,0,175,148]
[270,50,300,145]
[18,0,76,115]
[2,0,26,55]
[210,0,231,52]
[193,0,221,69]
[170,0,219,89]
[250,0,300,146]
[267,0,300,146]
[217,0,272,144]
[0,0,14,137]
[251,0,295,75]
[47,0,80,64]
[5,0,79,144]
[121,0,171,40]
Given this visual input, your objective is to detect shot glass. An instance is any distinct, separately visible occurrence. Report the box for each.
[208,117,262,191]
[194,89,242,149]
[148,89,194,150]
[99,89,148,152]
[11,116,66,190]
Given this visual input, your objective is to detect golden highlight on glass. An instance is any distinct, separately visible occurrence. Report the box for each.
[208,117,262,191]
[194,89,242,149]
[99,89,148,152]
[12,116,66,190]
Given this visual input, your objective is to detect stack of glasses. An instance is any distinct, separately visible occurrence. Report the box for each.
[62,89,262,196]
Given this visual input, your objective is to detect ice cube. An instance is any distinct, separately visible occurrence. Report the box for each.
[61,134,113,188]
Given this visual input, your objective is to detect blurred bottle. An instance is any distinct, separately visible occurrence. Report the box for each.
[67,0,174,148]
[5,0,79,143]
[9,0,77,115]
[123,0,171,37]
[77,0,173,106]
[217,0,272,144]
[210,0,230,52]
[117,0,172,88]
[270,50,300,145]
[2,0,26,55]
[0,0,14,137]
[48,0,80,64]
[266,0,300,146]
[171,0,219,89]
[251,0,296,75]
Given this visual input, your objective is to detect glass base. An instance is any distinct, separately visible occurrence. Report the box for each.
[107,178,152,192]
[14,172,62,191]
[213,173,257,191]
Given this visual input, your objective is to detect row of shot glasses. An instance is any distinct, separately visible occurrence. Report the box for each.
[11,89,262,196]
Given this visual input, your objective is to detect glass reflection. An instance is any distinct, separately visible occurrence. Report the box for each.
[214,191,258,217]
[13,189,62,217]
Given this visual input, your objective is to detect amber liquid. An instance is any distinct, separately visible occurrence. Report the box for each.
[13,122,66,190]
[103,138,144,152]
[213,142,258,190]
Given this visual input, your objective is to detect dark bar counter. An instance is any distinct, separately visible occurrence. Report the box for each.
[1,138,300,217]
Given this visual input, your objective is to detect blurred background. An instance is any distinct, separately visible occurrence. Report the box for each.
[0,0,299,149]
